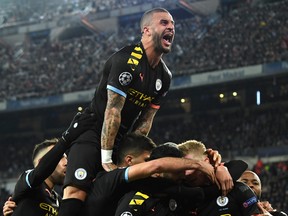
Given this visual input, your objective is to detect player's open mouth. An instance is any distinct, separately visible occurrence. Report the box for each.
[163,33,173,45]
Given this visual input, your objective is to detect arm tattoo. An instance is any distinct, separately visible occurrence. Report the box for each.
[134,107,158,136]
[101,90,125,150]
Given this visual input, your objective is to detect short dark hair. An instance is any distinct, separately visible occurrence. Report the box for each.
[32,138,58,164]
[117,133,156,164]
[149,142,183,161]
[140,7,170,32]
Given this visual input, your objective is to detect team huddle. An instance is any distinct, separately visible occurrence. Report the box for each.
[2,7,287,216]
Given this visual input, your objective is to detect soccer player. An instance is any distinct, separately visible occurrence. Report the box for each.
[178,140,261,216]
[115,142,217,216]
[60,7,176,216]
[2,112,95,216]
[239,170,288,216]
[83,134,216,216]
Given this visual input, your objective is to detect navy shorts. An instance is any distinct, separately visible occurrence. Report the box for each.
[63,129,102,193]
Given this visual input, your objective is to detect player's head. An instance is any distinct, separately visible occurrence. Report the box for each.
[148,142,184,181]
[178,140,210,186]
[140,8,171,32]
[32,138,59,166]
[117,133,156,166]
[238,170,262,199]
[32,138,67,185]
[178,140,208,161]
[149,142,183,160]
[140,7,175,54]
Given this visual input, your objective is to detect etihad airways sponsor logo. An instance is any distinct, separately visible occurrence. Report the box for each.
[39,203,58,215]
[127,88,154,107]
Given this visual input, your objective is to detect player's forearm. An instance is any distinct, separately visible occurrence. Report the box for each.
[156,157,202,172]
[128,157,201,181]
[133,107,157,135]
[101,107,121,150]
[101,90,125,151]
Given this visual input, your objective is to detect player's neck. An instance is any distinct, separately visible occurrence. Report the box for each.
[142,40,162,69]
[45,178,55,191]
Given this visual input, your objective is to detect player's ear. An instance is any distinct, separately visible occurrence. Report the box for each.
[204,157,210,163]
[151,173,161,178]
[125,155,133,166]
[143,26,151,36]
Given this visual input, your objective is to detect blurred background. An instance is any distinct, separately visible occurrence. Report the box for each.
[0,0,287,213]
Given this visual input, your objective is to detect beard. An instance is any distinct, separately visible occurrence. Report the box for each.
[152,32,172,54]
[51,171,65,185]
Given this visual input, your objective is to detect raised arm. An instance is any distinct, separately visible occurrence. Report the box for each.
[101,90,125,171]
[12,112,95,201]
[127,157,216,183]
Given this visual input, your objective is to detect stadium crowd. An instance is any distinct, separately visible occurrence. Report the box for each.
[150,106,288,157]
[1,0,288,101]
[0,106,287,177]
[1,105,288,213]
[0,0,176,25]
[170,0,288,74]
[0,1,288,215]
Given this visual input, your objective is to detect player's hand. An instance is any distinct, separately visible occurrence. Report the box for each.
[102,162,118,172]
[254,202,273,216]
[197,161,217,185]
[206,148,222,167]
[3,197,16,216]
[259,201,274,212]
[215,165,233,196]
[61,111,95,144]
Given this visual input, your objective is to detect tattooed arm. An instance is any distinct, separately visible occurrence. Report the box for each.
[101,90,126,171]
[132,106,158,136]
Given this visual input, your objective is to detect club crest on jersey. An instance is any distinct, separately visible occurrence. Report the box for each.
[74,168,87,180]
[120,211,133,216]
[119,72,133,86]
[216,196,229,207]
[169,199,177,211]
[155,79,162,91]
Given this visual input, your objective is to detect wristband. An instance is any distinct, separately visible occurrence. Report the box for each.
[101,149,113,163]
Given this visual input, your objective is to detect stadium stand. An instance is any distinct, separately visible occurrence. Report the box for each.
[1,0,288,100]
[0,0,287,213]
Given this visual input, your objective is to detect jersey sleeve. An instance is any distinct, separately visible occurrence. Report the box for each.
[12,140,68,202]
[271,211,288,216]
[225,160,248,181]
[106,53,134,98]
[233,182,259,215]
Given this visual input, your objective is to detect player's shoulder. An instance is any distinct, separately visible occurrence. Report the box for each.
[18,169,33,178]
[231,181,258,204]
[108,43,145,69]
[95,168,127,181]
[160,58,172,79]
[233,181,254,194]
[113,43,142,58]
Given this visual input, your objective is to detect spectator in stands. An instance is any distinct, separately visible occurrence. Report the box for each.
[1,0,288,100]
